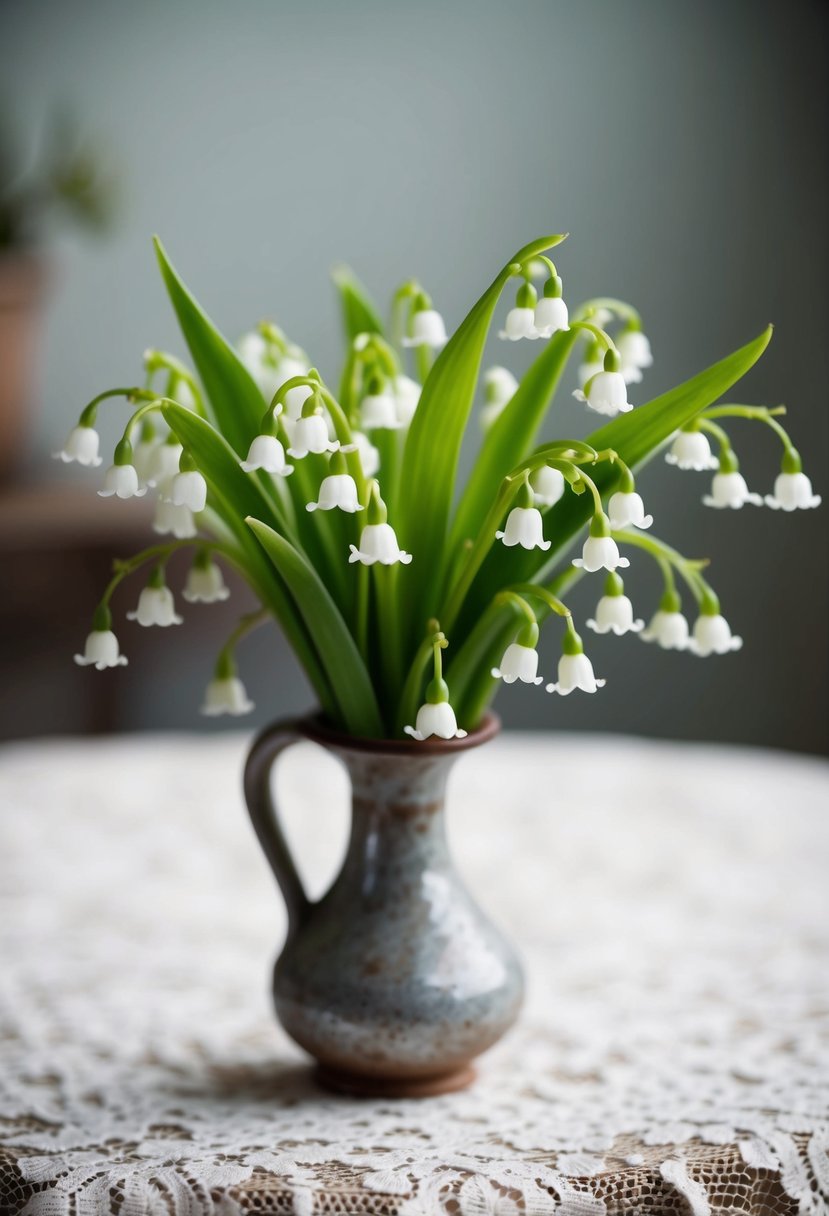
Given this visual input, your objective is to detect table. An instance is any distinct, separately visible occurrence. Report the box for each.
[1,732,827,1215]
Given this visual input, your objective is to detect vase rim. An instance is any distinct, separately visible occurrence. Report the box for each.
[299,711,501,755]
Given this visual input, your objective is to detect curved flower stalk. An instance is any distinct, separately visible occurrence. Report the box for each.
[61,233,811,737]
[404,635,466,740]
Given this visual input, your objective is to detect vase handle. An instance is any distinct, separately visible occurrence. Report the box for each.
[243,719,311,933]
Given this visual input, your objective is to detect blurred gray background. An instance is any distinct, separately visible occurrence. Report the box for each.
[1,0,827,753]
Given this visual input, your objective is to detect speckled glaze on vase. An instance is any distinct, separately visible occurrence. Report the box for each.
[243,712,523,1097]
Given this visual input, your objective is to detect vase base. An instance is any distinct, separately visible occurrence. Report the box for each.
[315,1063,476,1098]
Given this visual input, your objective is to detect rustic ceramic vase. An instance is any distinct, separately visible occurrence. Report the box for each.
[243,712,523,1096]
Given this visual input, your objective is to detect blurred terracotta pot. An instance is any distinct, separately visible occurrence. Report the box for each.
[0,253,48,483]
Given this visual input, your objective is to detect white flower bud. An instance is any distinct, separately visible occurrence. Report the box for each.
[587,595,644,636]
[573,371,632,417]
[307,473,363,513]
[533,295,569,338]
[54,425,102,467]
[74,629,128,670]
[703,471,762,510]
[240,434,293,476]
[403,309,447,348]
[492,643,543,685]
[530,466,565,508]
[127,584,183,628]
[616,330,653,383]
[765,471,821,512]
[170,469,208,513]
[201,676,255,716]
[98,463,146,500]
[392,375,421,426]
[689,613,743,656]
[404,701,467,740]
[572,535,629,573]
[496,506,551,551]
[640,610,690,650]
[499,307,538,341]
[608,490,652,530]
[153,499,197,539]
[546,653,605,696]
[348,522,412,566]
[183,558,230,604]
[665,430,718,471]
[288,414,339,458]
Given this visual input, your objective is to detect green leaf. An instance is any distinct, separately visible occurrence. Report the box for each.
[161,402,335,714]
[396,233,568,642]
[448,326,579,559]
[247,518,385,738]
[331,264,385,343]
[154,237,265,455]
[453,325,774,633]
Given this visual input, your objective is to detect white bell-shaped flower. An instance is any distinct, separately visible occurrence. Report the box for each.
[499,282,539,340]
[240,432,293,476]
[765,454,821,511]
[492,622,544,685]
[74,607,127,670]
[587,573,643,636]
[665,429,718,470]
[608,488,652,530]
[288,402,339,458]
[153,498,197,539]
[169,462,208,513]
[496,480,551,550]
[392,375,421,426]
[496,506,551,550]
[348,482,411,564]
[307,452,363,513]
[530,465,565,508]
[352,430,380,476]
[54,423,102,467]
[703,469,762,510]
[572,515,630,572]
[133,424,161,488]
[127,569,183,627]
[573,366,632,416]
[201,676,255,716]
[403,306,447,348]
[534,274,569,338]
[480,366,519,430]
[147,441,184,491]
[361,377,402,430]
[404,700,467,740]
[404,644,466,740]
[546,627,605,696]
[183,553,230,603]
[349,522,411,565]
[616,329,653,384]
[98,439,146,500]
[640,592,690,650]
[689,608,743,656]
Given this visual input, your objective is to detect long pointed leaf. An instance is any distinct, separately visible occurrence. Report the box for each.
[397,234,568,640]
[154,237,265,455]
[331,264,385,342]
[247,518,384,738]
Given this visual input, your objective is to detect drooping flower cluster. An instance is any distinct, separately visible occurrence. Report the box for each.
[58,234,818,732]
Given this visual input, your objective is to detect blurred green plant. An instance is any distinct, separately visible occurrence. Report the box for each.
[0,110,115,251]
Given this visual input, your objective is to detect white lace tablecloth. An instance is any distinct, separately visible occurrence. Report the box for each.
[1,731,828,1216]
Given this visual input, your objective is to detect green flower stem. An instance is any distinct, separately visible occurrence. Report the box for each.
[507,582,571,621]
[440,475,526,633]
[612,528,708,601]
[702,404,794,452]
[493,590,537,628]
[395,621,444,734]
[143,350,207,417]
[572,297,643,327]
[569,320,619,355]
[79,387,156,427]
[120,396,174,442]
[697,418,734,453]
[215,608,269,673]
[97,538,233,610]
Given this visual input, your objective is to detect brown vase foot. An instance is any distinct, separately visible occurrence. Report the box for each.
[315,1063,477,1098]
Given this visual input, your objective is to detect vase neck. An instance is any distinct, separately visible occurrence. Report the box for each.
[334,748,457,880]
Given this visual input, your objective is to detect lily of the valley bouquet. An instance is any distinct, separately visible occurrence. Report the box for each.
[59,235,819,739]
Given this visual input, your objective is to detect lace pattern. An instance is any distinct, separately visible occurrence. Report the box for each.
[1,733,827,1214]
